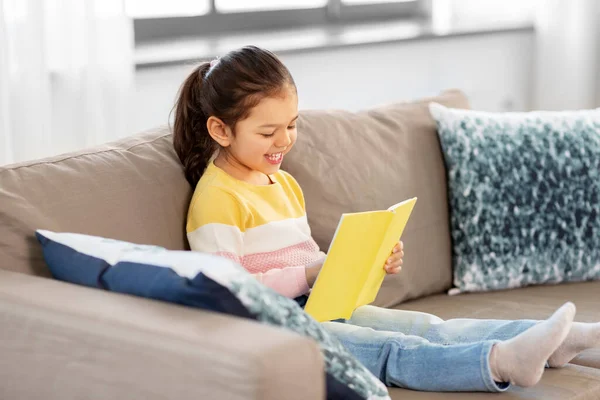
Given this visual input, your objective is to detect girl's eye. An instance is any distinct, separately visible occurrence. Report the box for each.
[261,133,275,138]
[287,125,296,130]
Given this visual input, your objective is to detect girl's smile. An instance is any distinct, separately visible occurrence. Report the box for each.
[265,152,284,165]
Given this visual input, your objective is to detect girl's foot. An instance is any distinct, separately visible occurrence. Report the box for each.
[548,321,600,367]
[489,302,576,387]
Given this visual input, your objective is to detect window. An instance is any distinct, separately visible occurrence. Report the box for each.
[128,0,427,43]
[216,0,328,13]
[125,0,211,19]
[341,0,415,4]
[126,0,422,18]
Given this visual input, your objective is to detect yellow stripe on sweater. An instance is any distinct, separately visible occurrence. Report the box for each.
[187,162,306,233]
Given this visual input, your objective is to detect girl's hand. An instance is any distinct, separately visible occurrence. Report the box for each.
[305,255,327,287]
[384,241,404,274]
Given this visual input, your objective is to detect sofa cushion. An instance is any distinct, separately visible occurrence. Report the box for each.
[36,229,391,400]
[388,364,600,400]
[1,91,466,304]
[0,268,326,400]
[387,281,600,399]
[282,90,470,307]
[0,127,192,277]
[431,103,600,294]
[394,281,600,369]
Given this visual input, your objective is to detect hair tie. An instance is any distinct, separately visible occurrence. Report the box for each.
[210,58,219,68]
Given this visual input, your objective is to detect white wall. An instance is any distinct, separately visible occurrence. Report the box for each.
[133,30,534,133]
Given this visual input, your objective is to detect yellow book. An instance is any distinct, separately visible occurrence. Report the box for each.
[304,197,417,322]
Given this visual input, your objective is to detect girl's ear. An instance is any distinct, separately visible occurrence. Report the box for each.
[207,116,233,147]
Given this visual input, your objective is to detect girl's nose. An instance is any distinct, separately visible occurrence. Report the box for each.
[276,131,292,148]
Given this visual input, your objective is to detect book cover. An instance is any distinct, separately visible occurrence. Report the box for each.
[304,197,417,322]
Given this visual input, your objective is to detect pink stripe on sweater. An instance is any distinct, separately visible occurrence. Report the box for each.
[243,240,322,273]
[257,266,309,299]
[212,247,313,298]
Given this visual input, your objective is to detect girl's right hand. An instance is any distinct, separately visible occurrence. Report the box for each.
[305,256,326,287]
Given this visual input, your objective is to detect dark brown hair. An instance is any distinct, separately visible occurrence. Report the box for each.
[172,46,296,188]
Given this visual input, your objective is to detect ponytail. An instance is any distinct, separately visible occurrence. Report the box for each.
[172,62,215,188]
[172,46,297,189]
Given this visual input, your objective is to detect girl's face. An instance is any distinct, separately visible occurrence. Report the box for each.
[217,87,298,184]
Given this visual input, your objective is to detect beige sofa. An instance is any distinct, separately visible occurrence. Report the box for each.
[2,90,600,400]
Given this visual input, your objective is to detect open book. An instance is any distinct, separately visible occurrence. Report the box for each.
[304,197,417,322]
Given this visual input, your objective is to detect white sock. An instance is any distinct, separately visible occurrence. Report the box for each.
[548,321,600,367]
[489,302,576,387]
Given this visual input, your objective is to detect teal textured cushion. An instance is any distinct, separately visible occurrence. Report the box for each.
[430,103,600,293]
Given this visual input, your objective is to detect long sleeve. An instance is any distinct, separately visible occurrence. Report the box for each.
[187,189,245,264]
[253,267,309,298]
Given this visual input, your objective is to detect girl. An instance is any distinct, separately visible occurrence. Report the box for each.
[172,46,600,392]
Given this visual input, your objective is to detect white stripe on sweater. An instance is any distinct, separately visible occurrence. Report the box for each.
[187,215,314,256]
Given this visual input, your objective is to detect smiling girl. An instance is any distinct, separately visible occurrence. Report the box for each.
[172,46,600,393]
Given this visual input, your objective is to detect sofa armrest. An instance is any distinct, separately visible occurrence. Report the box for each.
[0,270,324,400]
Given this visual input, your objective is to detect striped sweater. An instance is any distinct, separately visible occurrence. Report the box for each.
[186,161,326,298]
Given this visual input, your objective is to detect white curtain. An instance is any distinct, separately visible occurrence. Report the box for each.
[0,0,134,166]
[533,0,600,110]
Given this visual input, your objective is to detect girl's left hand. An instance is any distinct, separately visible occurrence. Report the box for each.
[384,240,404,274]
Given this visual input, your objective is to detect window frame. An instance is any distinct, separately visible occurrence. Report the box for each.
[133,0,430,44]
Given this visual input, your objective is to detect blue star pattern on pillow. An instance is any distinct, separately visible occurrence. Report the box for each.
[430,103,600,293]
[35,230,390,400]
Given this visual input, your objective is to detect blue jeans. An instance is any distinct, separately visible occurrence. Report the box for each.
[320,305,539,392]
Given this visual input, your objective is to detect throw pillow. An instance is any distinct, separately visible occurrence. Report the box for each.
[35,229,390,400]
[430,102,600,294]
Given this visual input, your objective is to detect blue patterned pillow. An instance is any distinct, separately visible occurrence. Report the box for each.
[35,230,390,400]
[430,103,600,294]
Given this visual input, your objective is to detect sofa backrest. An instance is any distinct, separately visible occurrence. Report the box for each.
[283,89,470,306]
[0,128,192,277]
[0,90,469,306]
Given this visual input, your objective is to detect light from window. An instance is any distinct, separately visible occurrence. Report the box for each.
[450,0,536,25]
[215,0,327,13]
[341,0,416,4]
[125,0,419,18]
[125,0,210,18]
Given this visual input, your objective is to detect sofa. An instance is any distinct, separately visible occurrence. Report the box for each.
[1,89,600,400]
